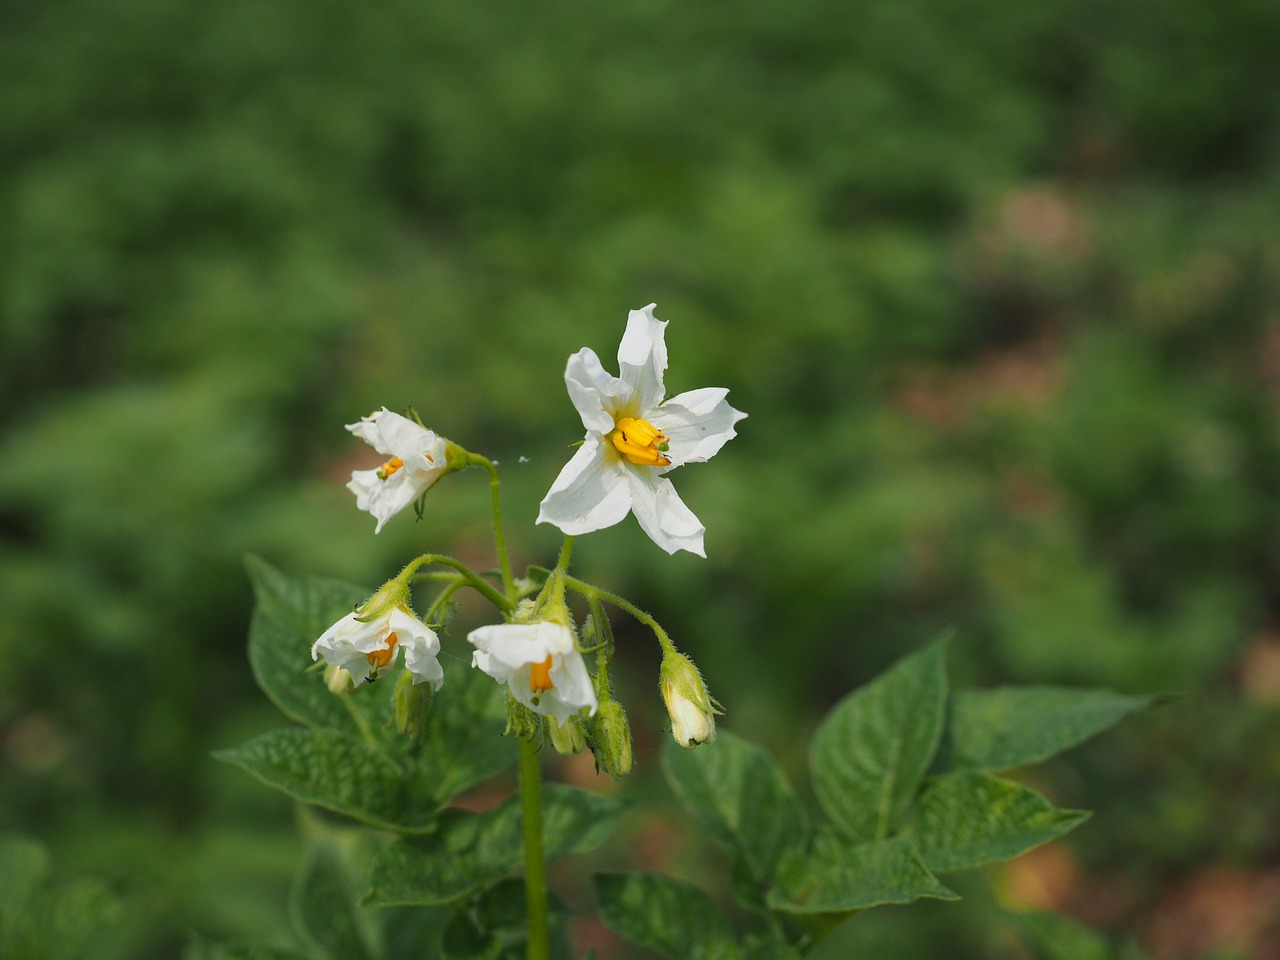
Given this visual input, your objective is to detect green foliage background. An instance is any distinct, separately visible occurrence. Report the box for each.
[2,0,1279,956]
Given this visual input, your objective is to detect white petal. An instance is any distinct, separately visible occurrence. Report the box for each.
[565,348,629,433]
[616,304,668,413]
[537,435,634,535]
[387,608,444,688]
[347,469,425,534]
[549,648,598,717]
[625,469,706,556]
[649,387,747,465]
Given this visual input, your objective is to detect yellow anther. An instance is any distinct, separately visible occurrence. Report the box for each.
[610,417,671,467]
[529,655,554,694]
[376,456,405,480]
[366,632,400,669]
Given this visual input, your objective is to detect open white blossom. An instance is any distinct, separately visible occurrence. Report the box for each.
[346,408,449,533]
[467,620,598,724]
[537,304,746,556]
[312,607,444,687]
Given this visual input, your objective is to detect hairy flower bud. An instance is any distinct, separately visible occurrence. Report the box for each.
[546,715,587,756]
[660,651,718,748]
[393,669,433,738]
[591,699,633,778]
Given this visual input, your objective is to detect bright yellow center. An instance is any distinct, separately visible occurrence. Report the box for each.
[610,417,671,467]
[366,632,399,669]
[376,456,405,480]
[529,655,554,693]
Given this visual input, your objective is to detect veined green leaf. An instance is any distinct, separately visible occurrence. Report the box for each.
[810,638,949,841]
[366,786,623,906]
[904,771,1089,873]
[661,731,807,885]
[288,841,373,960]
[215,728,433,831]
[594,873,737,960]
[767,832,957,915]
[937,686,1160,773]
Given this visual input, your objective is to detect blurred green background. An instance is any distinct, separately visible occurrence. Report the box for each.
[3,0,1280,956]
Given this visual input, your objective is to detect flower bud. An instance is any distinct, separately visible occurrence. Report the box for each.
[505,693,543,741]
[393,669,432,738]
[353,575,412,624]
[324,665,354,694]
[659,651,718,748]
[546,715,587,756]
[591,700,633,778]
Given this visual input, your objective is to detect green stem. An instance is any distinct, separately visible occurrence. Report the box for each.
[518,735,550,960]
[467,453,516,600]
[404,553,514,613]
[554,535,575,574]
[563,575,677,656]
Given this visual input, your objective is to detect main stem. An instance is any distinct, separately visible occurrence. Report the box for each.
[518,735,550,960]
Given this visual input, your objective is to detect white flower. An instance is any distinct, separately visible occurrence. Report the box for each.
[467,620,598,724]
[312,607,444,687]
[537,304,746,556]
[346,408,450,533]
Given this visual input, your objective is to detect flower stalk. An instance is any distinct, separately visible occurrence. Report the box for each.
[518,735,550,960]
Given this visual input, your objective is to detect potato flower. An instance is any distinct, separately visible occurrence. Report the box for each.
[312,607,444,687]
[468,620,598,725]
[537,304,746,556]
[346,408,450,533]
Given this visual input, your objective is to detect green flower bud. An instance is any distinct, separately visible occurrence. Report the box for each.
[505,693,543,742]
[393,669,432,738]
[591,700,633,779]
[659,651,718,748]
[546,715,587,756]
[324,665,354,694]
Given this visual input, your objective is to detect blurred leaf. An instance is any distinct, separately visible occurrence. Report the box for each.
[0,834,50,916]
[414,665,515,807]
[767,831,957,915]
[594,873,737,960]
[183,936,312,960]
[810,637,949,841]
[661,731,808,886]
[1011,910,1113,960]
[936,686,1161,773]
[288,841,373,960]
[245,555,373,733]
[372,904,450,960]
[904,772,1089,872]
[215,728,433,832]
[366,786,623,906]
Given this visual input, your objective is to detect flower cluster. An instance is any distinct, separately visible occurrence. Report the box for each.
[312,305,739,755]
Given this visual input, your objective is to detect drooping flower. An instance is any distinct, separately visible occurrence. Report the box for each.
[346,408,451,533]
[468,620,598,724]
[312,607,444,688]
[660,650,718,748]
[537,304,746,556]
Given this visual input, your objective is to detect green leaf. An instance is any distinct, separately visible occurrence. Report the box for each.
[215,728,434,831]
[289,841,373,960]
[904,772,1089,873]
[1011,910,1112,960]
[366,786,623,906]
[937,686,1160,773]
[183,937,313,960]
[661,731,808,885]
[245,555,373,733]
[594,873,738,960]
[0,834,50,917]
[809,638,949,841]
[414,665,515,807]
[373,905,450,960]
[767,832,957,915]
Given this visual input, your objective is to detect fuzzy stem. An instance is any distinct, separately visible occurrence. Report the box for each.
[518,735,550,960]
[563,575,677,657]
[404,553,514,612]
[466,453,516,600]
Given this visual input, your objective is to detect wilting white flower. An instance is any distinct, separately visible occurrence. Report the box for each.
[346,408,450,533]
[537,305,745,556]
[312,607,444,687]
[468,620,597,724]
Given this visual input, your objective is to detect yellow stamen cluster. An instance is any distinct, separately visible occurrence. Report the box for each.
[529,655,554,693]
[376,456,405,480]
[610,417,671,467]
[366,632,400,669]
